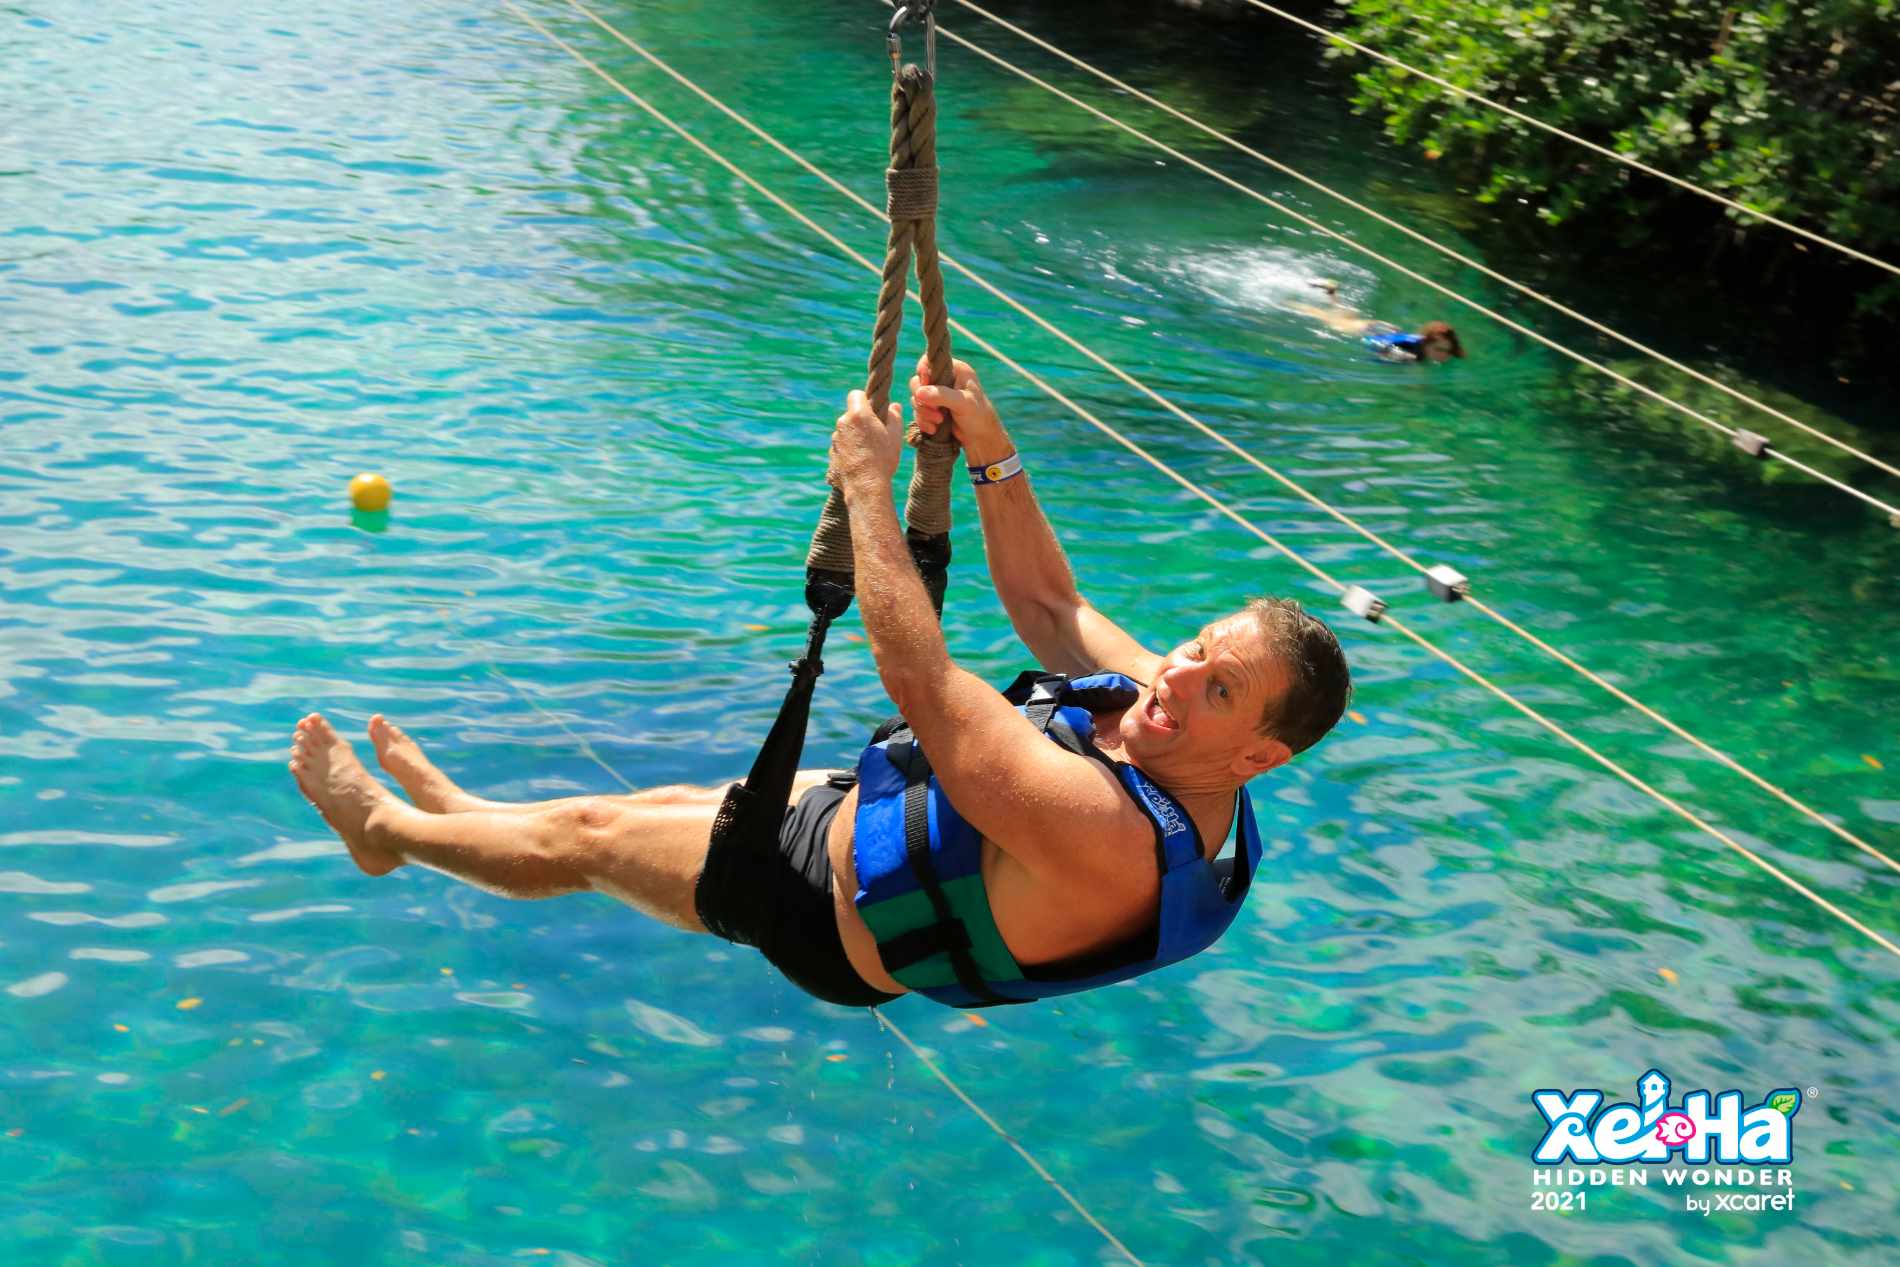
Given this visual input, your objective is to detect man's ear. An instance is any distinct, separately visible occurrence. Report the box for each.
[1233,736,1292,780]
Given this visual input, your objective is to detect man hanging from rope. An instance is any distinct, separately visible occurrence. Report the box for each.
[288,352,1351,1008]
[288,20,1350,1009]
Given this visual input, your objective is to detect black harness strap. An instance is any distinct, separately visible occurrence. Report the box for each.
[875,919,973,974]
[703,572,853,926]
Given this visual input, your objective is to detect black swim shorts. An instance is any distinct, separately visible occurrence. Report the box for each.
[695,776,902,1009]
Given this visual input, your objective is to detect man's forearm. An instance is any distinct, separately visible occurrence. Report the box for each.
[966,436,1084,629]
[843,481,954,709]
[904,367,1143,676]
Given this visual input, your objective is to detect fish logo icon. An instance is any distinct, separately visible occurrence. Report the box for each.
[1654,1111,1697,1147]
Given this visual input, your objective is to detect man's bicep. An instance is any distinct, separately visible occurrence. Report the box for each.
[904,669,1124,865]
[930,722,1131,879]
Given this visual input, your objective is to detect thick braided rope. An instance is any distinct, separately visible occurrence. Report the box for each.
[807,64,954,572]
[898,71,958,539]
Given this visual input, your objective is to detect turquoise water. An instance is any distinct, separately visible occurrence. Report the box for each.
[4,0,1898,1262]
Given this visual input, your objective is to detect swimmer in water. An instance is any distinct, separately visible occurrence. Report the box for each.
[1289,280,1465,363]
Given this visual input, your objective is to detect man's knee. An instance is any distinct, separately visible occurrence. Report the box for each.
[534,795,717,931]
[537,797,623,875]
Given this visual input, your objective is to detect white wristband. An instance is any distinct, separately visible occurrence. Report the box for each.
[969,452,1023,485]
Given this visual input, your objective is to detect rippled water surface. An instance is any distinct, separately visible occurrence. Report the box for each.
[5,1,1898,1263]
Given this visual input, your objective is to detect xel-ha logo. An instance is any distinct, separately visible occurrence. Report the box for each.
[1532,1069,1800,1166]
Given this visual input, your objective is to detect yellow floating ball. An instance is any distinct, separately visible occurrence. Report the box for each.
[349,472,392,513]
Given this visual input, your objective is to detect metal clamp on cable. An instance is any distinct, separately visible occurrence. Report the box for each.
[887,0,937,76]
[1424,564,1470,603]
[1340,585,1386,624]
[1732,428,1771,459]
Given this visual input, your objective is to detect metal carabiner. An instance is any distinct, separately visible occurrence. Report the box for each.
[887,4,908,75]
[886,0,936,77]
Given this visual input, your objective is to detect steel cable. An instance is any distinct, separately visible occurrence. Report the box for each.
[919,9,1900,523]
[946,0,1900,488]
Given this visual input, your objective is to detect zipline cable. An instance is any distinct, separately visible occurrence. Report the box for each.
[944,0,1900,487]
[504,1,1900,965]
[1232,0,1900,282]
[874,1010,1147,1266]
[558,0,1900,883]
[916,12,1900,524]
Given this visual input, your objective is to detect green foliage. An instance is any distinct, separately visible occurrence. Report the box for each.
[1335,0,1900,358]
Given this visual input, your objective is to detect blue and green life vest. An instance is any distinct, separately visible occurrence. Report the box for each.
[851,671,1263,1008]
[1363,328,1426,359]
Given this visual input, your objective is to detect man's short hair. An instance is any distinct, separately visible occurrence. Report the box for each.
[1243,596,1351,755]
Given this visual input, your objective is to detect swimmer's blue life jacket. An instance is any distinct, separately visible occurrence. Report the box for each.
[1363,328,1425,359]
[851,670,1264,1008]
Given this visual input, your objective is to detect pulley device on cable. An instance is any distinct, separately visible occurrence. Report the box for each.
[705,0,962,864]
[1338,563,1469,626]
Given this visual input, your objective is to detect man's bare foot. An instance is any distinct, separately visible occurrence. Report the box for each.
[290,713,404,877]
[367,714,491,813]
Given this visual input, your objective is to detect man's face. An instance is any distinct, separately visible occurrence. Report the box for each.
[1420,335,1457,363]
[1120,615,1292,782]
